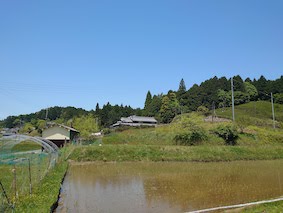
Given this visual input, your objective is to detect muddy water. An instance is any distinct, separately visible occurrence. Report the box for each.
[56,160,283,213]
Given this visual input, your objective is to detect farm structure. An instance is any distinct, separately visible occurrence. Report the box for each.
[42,124,79,147]
[111,115,157,128]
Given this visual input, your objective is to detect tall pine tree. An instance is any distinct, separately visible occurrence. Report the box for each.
[144,91,152,108]
[177,78,187,104]
[178,78,186,93]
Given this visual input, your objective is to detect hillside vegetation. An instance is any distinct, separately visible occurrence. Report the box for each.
[101,101,283,147]
[216,101,283,128]
[1,75,283,132]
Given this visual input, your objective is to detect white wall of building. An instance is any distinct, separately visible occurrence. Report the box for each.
[42,126,70,140]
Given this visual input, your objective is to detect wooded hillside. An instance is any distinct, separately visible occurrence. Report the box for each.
[143,75,283,123]
[1,75,282,131]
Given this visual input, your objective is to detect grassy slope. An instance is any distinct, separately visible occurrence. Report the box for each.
[216,101,283,128]
[103,113,224,146]
[101,104,283,147]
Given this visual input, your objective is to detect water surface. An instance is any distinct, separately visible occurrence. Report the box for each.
[56,160,283,213]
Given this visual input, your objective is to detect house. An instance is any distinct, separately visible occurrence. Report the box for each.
[111,115,157,128]
[42,124,79,147]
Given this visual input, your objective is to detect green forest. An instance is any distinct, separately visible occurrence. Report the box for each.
[1,75,283,138]
[144,75,283,123]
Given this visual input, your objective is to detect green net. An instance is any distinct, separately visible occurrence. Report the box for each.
[0,135,58,211]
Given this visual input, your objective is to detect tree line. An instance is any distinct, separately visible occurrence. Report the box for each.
[1,75,282,132]
[0,103,141,137]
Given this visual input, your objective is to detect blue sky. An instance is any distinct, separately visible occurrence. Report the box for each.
[0,0,282,119]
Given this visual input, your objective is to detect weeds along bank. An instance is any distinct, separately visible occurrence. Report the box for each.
[68,144,283,162]
[15,161,68,212]
[242,199,283,212]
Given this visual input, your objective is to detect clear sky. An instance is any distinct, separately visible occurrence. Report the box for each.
[0,0,282,119]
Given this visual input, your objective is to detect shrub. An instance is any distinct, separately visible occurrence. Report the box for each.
[197,106,210,116]
[174,127,208,146]
[113,126,131,132]
[213,124,239,145]
[102,128,111,135]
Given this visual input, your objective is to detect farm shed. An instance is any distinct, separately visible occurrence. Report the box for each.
[42,124,79,147]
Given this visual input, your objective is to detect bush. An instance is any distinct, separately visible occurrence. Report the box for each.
[174,127,208,146]
[114,126,131,132]
[214,124,239,145]
[197,106,210,116]
[102,128,111,135]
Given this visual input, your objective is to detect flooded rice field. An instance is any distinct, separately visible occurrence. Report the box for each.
[56,160,283,213]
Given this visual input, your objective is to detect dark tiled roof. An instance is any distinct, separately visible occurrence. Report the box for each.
[130,115,157,123]
[121,117,133,123]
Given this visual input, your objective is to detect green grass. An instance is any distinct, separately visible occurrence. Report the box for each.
[15,161,68,212]
[241,201,283,212]
[13,145,75,212]
[216,101,283,128]
[0,154,50,205]
[103,126,176,145]
[0,146,72,212]
[68,144,283,162]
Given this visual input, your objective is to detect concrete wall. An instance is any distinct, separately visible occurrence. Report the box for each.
[42,126,70,140]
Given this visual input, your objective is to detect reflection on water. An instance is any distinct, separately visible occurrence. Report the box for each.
[56,160,283,213]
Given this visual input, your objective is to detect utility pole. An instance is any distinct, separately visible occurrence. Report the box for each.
[271,92,275,129]
[45,108,49,121]
[231,77,235,122]
[45,107,49,127]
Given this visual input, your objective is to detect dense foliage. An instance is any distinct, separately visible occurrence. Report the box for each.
[213,124,239,146]
[143,75,283,123]
[174,127,208,146]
